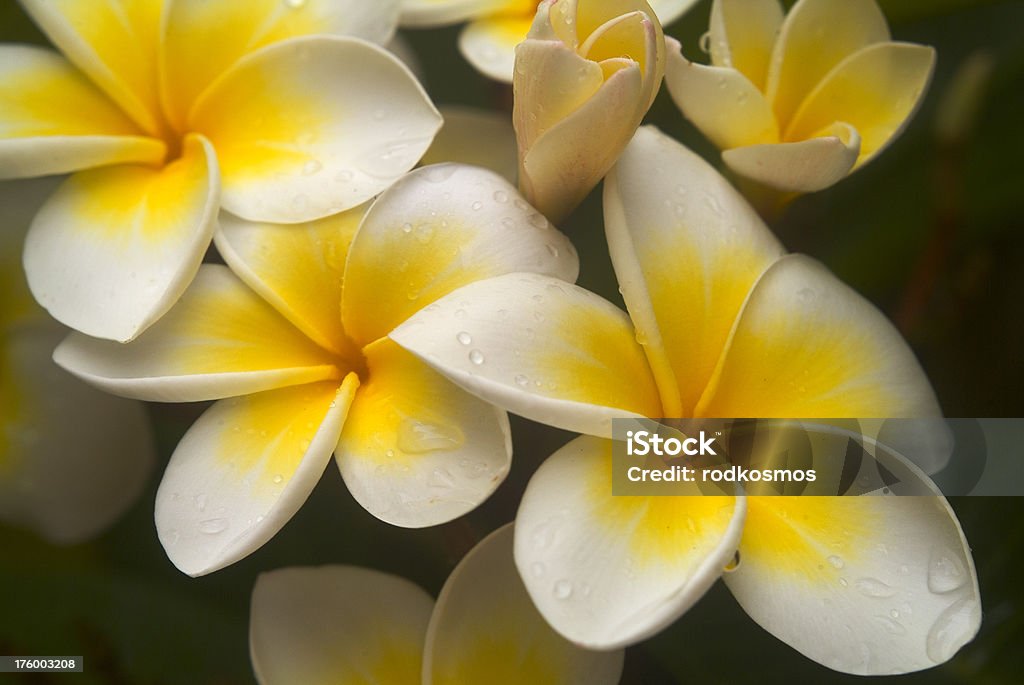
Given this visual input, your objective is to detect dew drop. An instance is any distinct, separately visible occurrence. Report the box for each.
[546,244,560,258]
[198,518,228,535]
[855,577,897,599]
[827,555,845,569]
[515,374,529,387]
[928,549,967,594]
[272,474,284,485]
[873,615,907,636]
[554,579,573,600]
[531,562,546,578]
[396,418,464,454]
[469,349,485,365]
[302,159,322,176]
[335,169,353,183]
[471,200,483,211]
[723,550,741,573]
[698,31,711,54]
[456,331,472,345]
[494,190,509,203]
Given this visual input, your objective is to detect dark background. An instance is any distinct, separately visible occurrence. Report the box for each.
[1,0,1022,682]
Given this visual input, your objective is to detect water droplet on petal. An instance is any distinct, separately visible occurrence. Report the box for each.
[554,579,573,599]
[456,331,472,345]
[827,555,845,569]
[396,419,464,454]
[199,518,228,535]
[302,160,322,176]
[928,548,967,594]
[855,577,897,599]
[469,349,485,365]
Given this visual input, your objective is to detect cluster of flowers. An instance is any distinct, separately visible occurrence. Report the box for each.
[0,0,980,681]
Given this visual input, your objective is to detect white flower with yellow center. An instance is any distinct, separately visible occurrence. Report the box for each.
[666,0,936,193]
[250,525,623,684]
[399,0,695,82]
[54,164,578,577]
[1,178,154,544]
[390,127,981,674]
[2,0,442,342]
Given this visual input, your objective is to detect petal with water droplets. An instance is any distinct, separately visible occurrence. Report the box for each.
[514,436,746,649]
[426,523,625,684]
[335,339,510,528]
[156,377,357,576]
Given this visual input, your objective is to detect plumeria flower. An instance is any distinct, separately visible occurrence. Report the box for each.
[666,0,936,193]
[1,179,154,543]
[3,0,442,342]
[400,0,696,82]
[514,0,668,223]
[54,164,578,576]
[250,524,623,684]
[390,127,981,674]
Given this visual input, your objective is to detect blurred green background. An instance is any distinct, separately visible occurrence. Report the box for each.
[1,0,1022,683]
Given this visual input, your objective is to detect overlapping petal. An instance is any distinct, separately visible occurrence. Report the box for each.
[427,523,625,683]
[251,565,433,684]
[722,124,862,194]
[0,46,164,179]
[766,0,890,126]
[162,0,400,129]
[156,377,358,577]
[459,13,534,81]
[695,255,943,419]
[786,42,936,165]
[54,265,342,402]
[391,273,663,436]
[514,437,746,648]
[189,36,441,223]
[20,0,164,134]
[335,339,511,528]
[727,490,980,674]
[215,207,367,360]
[605,126,785,415]
[664,42,778,150]
[342,163,577,345]
[23,134,218,342]
[707,0,783,90]
[419,106,519,183]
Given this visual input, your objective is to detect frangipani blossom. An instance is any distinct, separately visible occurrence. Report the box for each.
[250,524,623,684]
[4,0,442,342]
[514,0,667,223]
[1,179,154,544]
[391,127,981,674]
[667,0,936,193]
[55,164,578,577]
[400,0,695,82]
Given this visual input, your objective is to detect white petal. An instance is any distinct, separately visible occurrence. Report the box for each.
[514,436,746,648]
[189,36,441,223]
[722,123,861,193]
[420,106,519,183]
[54,265,342,403]
[251,565,433,684]
[341,163,578,345]
[391,272,663,437]
[0,326,155,544]
[647,0,700,27]
[665,41,779,150]
[426,523,625,684]
[766,0,890,126]
[23,134,219,342]
[0,45,164,179]
[162,0,400,129]
[605,126,785,415]
[696,254,943,419]
[707,0,783,89]
[459,13,533,82]
[335,339,511,528]
[399,0,508,28]
[726,488,980,674]
[155,378,357,576]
